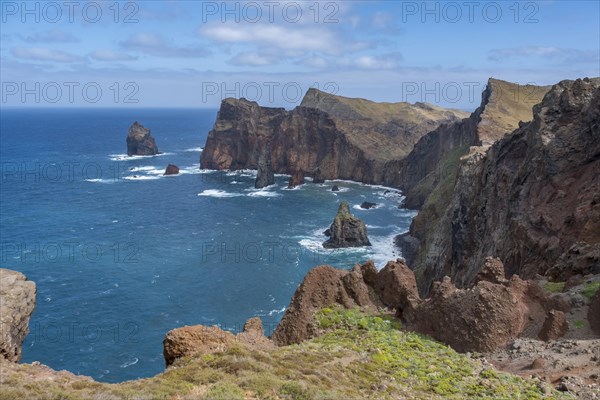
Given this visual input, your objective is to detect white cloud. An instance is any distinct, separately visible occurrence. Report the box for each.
[89,50,137,61]
[10,47,83,63]
[229,52,276,66]
[348,52,403,70]
[120,33,210,58]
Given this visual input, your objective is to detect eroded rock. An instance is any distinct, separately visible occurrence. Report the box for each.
[126,122,159,156]
[323,202,371,248]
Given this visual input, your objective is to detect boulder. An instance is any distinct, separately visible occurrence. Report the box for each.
[164,164,180,175]
[331,185,339,192]
[360,201,377,209]
[288,170,305,188]
[0,269,36,362]
[323,202,371,248]
[126,122,158,156]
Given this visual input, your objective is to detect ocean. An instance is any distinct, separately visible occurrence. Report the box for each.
[0,108,415,382]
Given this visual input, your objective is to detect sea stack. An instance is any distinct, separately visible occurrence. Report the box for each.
[127,122,159,156]
[323,201,371,248]
[255,143,275,189]
[288,170,305,188]
[164,164,180,175]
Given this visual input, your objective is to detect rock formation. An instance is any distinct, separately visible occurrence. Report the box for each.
[164,164,179,175]
[360,201,377,209]
[287,170,305,188]
[398,78,599,294]
[274,258,564,353]
[200,90,467,182]
[323,202,371,248]
[0,268,36,362]
[126,122,159,156]
[331,185,339,192]
[538,310,568,341]
[254,143,275,189]
[163,317,273,366]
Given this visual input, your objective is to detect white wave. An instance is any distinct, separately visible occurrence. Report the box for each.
[123,175,160,181]
[352,203,383,211]
[298,238,369,256]
[247,190,281,198]
[183,147,204,152]
[226,169,257,177]
[85,178,115,184]
[120,357,138,368]
[109,152,172,161]
[197,189,243,198]
[179,164,202,175]
[268,307,286,316]
[128,166,157,172]
[368,232,404,269]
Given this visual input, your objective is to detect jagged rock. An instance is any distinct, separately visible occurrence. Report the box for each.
[164,164,179,175]
[272,263,380,346]
[163,317,273,366]
[288,170,305,188]
[589,289,600,335]
[474,257,506,285]
[538,310,568,341]
[0,269,36,362]
[126,122,158,156]
[408,273,548,353]
[312,168,325,184]
[360,201,377,209]
[373,260,420,318]
[200,90,467,182]
[255,143,275,189]
[331,185,339,192]
[323,202,371,248]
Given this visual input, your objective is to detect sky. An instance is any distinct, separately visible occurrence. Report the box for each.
[1,0,599,110]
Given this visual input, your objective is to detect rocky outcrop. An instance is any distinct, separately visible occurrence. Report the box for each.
[323,202,371,248]
[402,78,599,294]
[360,201,377,209]
[0,269,36,363]
[589,289,600,335]
[274,258,558,353]
[164,164,179,175]
[126,122,159,156]
[200,90,467,183]
[272,262,382,346]
[255,143,275,189]
[331,185,339,192]
[163,317,273,366]
[287,170,305,188]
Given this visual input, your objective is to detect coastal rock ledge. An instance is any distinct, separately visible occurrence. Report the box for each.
[0,268,36,362]
[126,121,159,156]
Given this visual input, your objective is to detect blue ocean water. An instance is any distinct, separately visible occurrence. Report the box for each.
[0,108,415,382]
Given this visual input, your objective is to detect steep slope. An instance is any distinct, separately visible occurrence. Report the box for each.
[409,78,600,293]
[200,90,467,182]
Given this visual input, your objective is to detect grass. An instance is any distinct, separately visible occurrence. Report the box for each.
[544,281,566,293]
[582,281,600,300]
[573,320,586,329]
[0,307,573,400]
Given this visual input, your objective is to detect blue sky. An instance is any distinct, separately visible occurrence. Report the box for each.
[1,0,598,109]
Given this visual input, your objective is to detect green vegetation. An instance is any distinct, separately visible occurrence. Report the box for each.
[1,307,571,400]
[582,281,600,300]
[544,281,566,293]
[573,320,586,329]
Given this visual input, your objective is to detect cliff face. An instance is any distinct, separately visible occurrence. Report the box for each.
[411,78,600,293]
[200,90,467,182]
[384,79,551,208]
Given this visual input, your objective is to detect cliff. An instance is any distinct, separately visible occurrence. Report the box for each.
[407,78,600,293]
[0,268,36,363]
[200,89,468,182]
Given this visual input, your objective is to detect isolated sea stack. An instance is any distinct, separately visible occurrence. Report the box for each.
[127,122,159,156]
[164,164,179,175]
[255,143,275,189]
[323,201,371,248]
